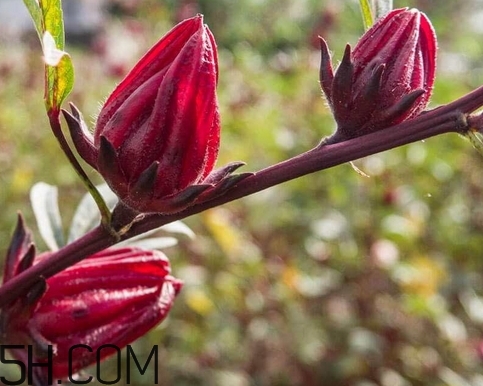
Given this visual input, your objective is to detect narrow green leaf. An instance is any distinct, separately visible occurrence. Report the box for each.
[358,0,374,30]
[40,0,73,110]
[30,182,65,251]
[117,222,195,247]
[40,0,65,50]
[50,54,75,110]
[121,237,179,251]
[23,0,75,111]
[23,0,43,41]
[68,184,119,243]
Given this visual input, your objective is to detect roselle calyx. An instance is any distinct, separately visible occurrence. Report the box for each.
[320,8,437,143]
[64,15,248,213]
[0,215,182,382]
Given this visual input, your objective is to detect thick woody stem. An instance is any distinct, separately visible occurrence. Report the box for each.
[1,85,483,309]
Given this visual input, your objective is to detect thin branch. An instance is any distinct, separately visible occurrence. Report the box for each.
[48,110,112,228]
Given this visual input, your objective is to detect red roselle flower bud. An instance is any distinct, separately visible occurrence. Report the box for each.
[63,15,249,213]
[319,8,437,143]
[1,215,182,382]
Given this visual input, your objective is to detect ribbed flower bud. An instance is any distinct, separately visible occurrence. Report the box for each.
[319,8,437,143]
[63,15,248,213]
[1,216,182,382]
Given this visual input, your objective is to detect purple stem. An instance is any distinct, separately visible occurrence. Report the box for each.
[125,91,474,236]
[0,226,115,308]
[1,85,483,309]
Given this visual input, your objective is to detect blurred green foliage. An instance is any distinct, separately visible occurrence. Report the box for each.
[2,0,483,385]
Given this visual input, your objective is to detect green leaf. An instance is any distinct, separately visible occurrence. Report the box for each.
[120,237,179,250]
[358,0,374,30]
[40,0,65,50]
[45,52,75,111]
[22,0,43,40]
[40,0,74,111]
[117,223,195,249]
[68,184,119,243]
[23,0,74,111]
[30,182,65,251]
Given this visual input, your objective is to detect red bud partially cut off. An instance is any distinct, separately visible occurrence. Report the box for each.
[1,230,182,381]
[320,8,437,143]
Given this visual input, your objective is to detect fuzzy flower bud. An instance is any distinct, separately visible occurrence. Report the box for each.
[320,8,437,143]
[1,216,182,383]
[64,15,248,213]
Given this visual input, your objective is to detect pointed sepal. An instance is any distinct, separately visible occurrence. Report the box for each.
[318,37,334,106]
[3,213,34,283]
[62,104,98,168]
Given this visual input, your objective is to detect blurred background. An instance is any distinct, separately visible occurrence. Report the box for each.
[2,0,483,385]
